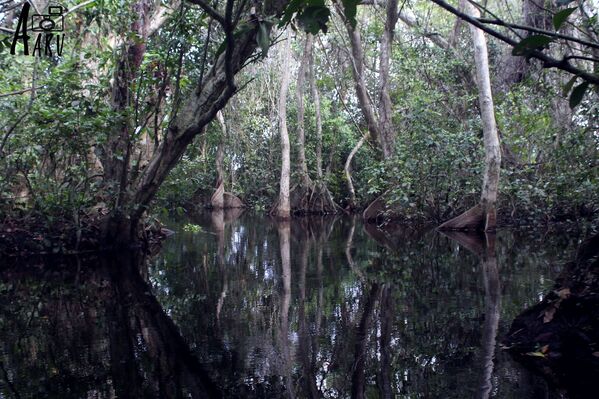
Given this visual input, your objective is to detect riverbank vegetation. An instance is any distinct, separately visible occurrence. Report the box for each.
[0,0,597,252]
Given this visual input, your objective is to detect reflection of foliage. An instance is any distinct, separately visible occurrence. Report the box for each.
[150,215,577,397]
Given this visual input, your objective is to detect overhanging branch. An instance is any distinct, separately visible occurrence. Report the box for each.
[428,0,599,86]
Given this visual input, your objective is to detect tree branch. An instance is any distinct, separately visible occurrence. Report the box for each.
[429,0,599,86]
[477,18,599,51]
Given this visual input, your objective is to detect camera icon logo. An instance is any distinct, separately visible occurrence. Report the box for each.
[30,5,64,32]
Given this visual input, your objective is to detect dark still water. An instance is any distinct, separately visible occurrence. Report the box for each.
[0,212,584,398]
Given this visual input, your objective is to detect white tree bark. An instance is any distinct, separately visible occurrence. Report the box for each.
[211,110,226,209]
[276,33,292,218]
[467,2,502,231]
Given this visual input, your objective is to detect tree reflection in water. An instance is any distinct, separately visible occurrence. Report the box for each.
[0,213,581,398]
[0,253,220,398]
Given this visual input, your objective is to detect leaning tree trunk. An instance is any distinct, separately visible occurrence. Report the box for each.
[439,2,501,232]
[211,111,226,209]
[344,133,368,210]
[272,32,292,219]
[122,0,292,240]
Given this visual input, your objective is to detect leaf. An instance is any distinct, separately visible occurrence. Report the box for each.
[556,0,576,5]
[553,7,577,31]
[569,81,589,108]
[297,5,330,34]
[280,0,304,27]
[512,35,554,56]
[525,351,546,358]
[256,22,271,58]
[215,23,253,59]
[342,0,360,28]
[562,75,577,96]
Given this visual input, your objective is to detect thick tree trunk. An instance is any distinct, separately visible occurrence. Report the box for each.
[439,3,501,232]
[100,0,154,244]
[125,0,291,234]
[273,33,292,219]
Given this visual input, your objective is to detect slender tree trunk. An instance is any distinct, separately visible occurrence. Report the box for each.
[378,0,399,159]
[344,133,367,210]
[439,2,501,232]
[274,33,292,219]
[308,34,324,179]
[211,111,226,209]
[296,34,312,187]
[470,3,501,231]
[341,10,384,155]
[306,35,338,213]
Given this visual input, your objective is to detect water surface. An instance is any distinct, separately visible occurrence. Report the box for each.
[0,212,582,398]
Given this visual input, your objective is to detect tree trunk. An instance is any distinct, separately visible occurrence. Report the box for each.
[344,133,368,210]
[305,34,338,214]
[341,9,384,156]
[124,0,291,235]
[378,0,399,159]
[211,111,226,209]
[99,0,155,244]
[296,34,312,187]
[439,2,501,232]
[273,32,292,219]
[308,34,324,179]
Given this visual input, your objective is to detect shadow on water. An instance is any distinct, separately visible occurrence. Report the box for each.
[0,211,591,398]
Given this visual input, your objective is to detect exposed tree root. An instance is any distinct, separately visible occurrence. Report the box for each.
[290,180,341,215]
[438,203,498,231]
[210,181,225,208]
[270,196,291,219]
[362,193,399,222]
[209,182,244,209]
[437,204,484,231]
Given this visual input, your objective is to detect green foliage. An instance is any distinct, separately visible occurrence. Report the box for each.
[511,35,554,56]
[553,7,577,31]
